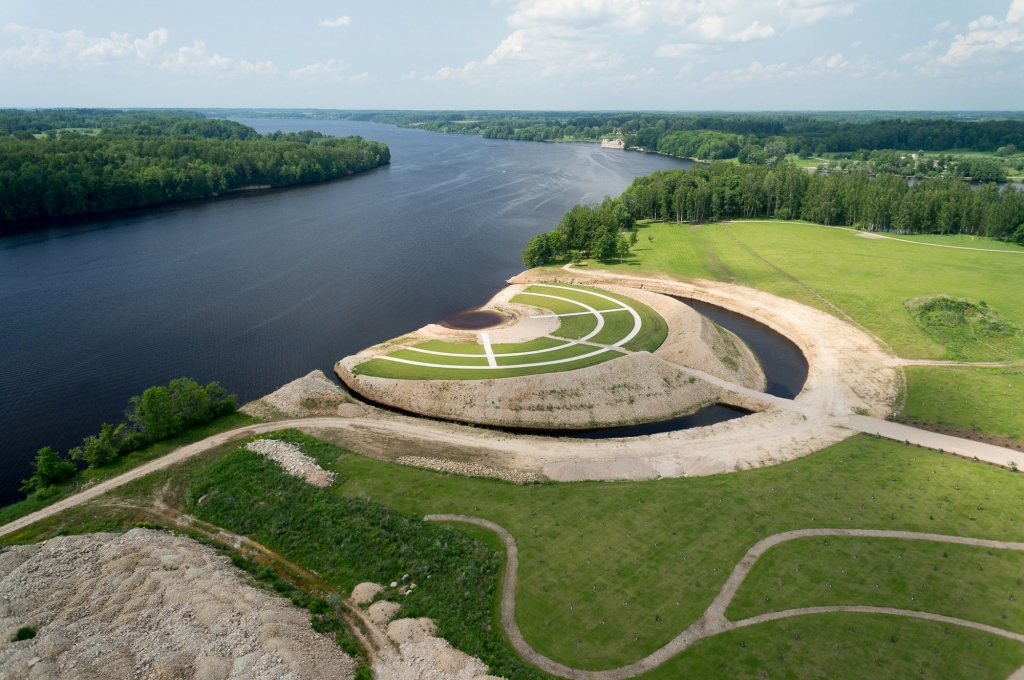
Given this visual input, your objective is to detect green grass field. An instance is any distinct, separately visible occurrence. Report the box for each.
[589,220,1024,361]
[728,536,1024,632]
[9,430,1024,677]
[903,366,1024,440]
[353,284,665,380]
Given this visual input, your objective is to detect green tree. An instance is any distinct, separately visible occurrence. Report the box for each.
[616,235,631,263]
[20,446,78,492]
[130,386,179,441]
[521,234,553,267]
[71,422,125,468]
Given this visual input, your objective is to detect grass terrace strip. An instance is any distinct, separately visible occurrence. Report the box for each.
[352,283,665,380]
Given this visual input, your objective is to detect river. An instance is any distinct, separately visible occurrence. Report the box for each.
[0,119,692,504]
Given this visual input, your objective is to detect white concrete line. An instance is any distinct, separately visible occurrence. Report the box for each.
[480,332,497,368]
[533,284,643,347]
[406,342,578,358]
[379,347,612,370]
[528,309,630,319]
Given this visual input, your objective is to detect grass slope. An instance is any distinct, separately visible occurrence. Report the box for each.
[904,366,1024,440]
[353,350,622,380]
[728,536,1024,631]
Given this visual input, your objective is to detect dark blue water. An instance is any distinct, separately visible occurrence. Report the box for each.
[676,297,809,399]
[0,120,692,504]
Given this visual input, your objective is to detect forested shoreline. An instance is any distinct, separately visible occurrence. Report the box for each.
[0,110,390,222]
[523,164,1024,266]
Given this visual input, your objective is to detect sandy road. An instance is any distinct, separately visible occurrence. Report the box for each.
[426,514,1024,680]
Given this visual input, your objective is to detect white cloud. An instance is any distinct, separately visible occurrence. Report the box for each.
[288,59,370,82]
[160,40,275,75]
[1,25,168,68]
[401,70,417,79]
[898,40,937,63]
[654,43,701,58]
[936,1,1024,66]
[319,16,352,28]
[1,24,273,76]
[429,0,855,84]
[933,20,955,32]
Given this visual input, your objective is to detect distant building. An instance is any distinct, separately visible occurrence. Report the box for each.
[601,138,625,150]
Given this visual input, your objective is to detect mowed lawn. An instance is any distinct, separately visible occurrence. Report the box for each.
[903,366,1024,440]
[727,536,1024,632]
[322,433,1024,671]
[591,220,1024,361]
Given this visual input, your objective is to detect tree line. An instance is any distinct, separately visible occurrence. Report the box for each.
[0,111,390,222]
[523,164,1024,265]
[20,378,236,494]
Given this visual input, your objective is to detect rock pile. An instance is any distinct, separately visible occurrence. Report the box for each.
[0,529,354,680]
[246,439,337,487]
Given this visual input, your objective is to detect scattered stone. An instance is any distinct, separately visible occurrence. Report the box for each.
[395,456,539,484]
[0,529,355,680]
[246,438,337,487]
[351,582,384,605]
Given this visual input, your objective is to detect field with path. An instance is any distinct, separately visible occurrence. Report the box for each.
[580,219,1024,440]
[8,430,1024,679]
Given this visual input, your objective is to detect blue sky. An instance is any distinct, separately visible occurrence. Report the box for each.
[2,1,1022,110]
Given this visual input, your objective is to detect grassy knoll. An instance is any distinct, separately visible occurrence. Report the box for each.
[6,430,1024,676]
[592,219,1024,361]
[638,613,1024,680]
[727,536,1024,631]
[882,233,1024,252]
[902,366,1024,441]
[352,350,622,380]
[0,411,258,527]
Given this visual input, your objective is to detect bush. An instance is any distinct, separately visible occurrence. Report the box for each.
[11,626,36,642]
[19,447,77,493]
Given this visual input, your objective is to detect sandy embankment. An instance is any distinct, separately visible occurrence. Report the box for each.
[335,285,767,430]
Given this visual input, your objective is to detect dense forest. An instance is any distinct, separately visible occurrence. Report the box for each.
[214,108,1024,154]
[522,164,1024,266]
[0,110,390,222]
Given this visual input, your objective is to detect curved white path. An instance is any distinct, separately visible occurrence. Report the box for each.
[385,284,643,370]
[426,514,1024,680]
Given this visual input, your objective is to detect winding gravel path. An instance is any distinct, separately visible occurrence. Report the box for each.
[424,514,1024,680]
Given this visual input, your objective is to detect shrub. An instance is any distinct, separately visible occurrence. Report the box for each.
[11,626,36,642]
[19,447,77,493]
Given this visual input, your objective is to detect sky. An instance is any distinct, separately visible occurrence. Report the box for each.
[1,0,1023,111]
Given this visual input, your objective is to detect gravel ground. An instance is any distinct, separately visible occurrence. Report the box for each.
[395,456,539,484]
[246,439,337,487]
[0,529,354,680]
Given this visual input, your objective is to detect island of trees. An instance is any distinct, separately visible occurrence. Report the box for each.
[0,109,390,222]
[523,163,1024,266]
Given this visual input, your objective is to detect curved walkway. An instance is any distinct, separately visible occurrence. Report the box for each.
[425,514,1024,680]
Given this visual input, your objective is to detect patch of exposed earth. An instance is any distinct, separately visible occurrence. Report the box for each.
[241,370,367,420]
[0,529,355,680]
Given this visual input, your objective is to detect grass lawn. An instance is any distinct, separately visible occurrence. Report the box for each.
[728,537,1024,632]
[389,349,491,366]
[415,340,488,355]
[589,219,1024,361]
[883,233,1024,252]
[903,366,1024,439]
[496,343,597,366]
[7,430,1024,677]
[352,350,623,380]
[638,613,1024,680]
[0,411,259,527]
[550,313,600,340]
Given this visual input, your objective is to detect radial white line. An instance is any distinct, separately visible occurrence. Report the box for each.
[534,284,643,347]
[480,332,497,367]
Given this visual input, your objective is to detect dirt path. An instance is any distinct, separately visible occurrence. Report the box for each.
[425,514,1024,680]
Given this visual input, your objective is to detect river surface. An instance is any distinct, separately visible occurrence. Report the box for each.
[0,119,692,504]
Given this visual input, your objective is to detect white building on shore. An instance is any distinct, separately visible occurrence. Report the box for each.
[600,138,625,149]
